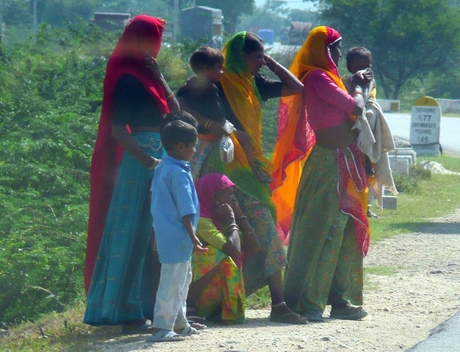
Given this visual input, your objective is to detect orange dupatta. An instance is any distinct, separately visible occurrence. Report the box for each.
[271,27,369,251]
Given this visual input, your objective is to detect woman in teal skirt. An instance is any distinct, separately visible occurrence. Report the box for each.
[83,15,179,332]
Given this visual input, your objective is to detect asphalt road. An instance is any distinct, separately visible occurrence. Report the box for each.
[386,112,460,351]
[407,311,460,352]
[384,112,460,154]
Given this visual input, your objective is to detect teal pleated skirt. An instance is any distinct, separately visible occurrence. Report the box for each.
[84,132,164,325]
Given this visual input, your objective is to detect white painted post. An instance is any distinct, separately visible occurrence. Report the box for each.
[410,96,442,156]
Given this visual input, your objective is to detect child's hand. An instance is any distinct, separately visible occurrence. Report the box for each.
[353,68,373,85]
[193,237,208,253]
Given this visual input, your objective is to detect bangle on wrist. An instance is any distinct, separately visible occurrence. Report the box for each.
[149,157,159,170]
[166,92,175,99]
[204,119,214,130]
[352,91,364,97]
[227,223,239,232]
[236,215,248,222]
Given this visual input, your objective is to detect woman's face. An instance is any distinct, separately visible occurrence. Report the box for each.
[329,40,342,67]
[243,49,265,76]
[213,187,237,206]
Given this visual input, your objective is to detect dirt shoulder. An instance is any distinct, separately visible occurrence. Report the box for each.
[89,210,460,352]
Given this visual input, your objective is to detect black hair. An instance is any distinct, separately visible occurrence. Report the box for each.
[161,119,198,152]
[242,32,264,54]
[346,47,373,66]
[160,110,198,131]
[189,46,224,74]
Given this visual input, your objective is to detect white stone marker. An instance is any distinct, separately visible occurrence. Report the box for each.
[410,96,441,156]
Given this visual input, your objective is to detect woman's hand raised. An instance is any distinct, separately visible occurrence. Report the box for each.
[143,54,162,80]
[214,202,236,227]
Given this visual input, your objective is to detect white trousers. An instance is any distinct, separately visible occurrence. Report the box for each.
[152,260,192,330]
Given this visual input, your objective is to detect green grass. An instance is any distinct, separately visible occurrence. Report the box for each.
[2,155,460,351]
[441,113,460,118]
[368,156,460,243]
[365,266,399,276]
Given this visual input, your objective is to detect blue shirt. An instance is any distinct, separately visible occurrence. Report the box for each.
[150,155,199,263]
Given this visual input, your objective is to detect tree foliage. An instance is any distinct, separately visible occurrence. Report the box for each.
[310,0,460,99]
[2,0,170,30]
[0,20,190,325]
[238,0,288,37]
[238,1,321,42]
[195,0,255,35]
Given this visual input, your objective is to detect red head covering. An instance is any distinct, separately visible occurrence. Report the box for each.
[84,15,169,293]
[195,174,236,232]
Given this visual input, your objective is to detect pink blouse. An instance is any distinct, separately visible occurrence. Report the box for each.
[304,70,356,131]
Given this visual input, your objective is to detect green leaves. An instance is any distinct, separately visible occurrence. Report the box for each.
[0,22,111,325]
[318,0,460,100]
[0,17,193,325]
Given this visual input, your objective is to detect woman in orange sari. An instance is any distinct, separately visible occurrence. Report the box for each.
[273,26,371,322]
[188,32,306,324]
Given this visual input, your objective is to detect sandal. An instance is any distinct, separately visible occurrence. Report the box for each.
[330,304,368,320]
[188,321,207,330]
[270,302,308,325]
[175,325,199,336]
[270,311,308,324]
[302,310,326,323]
[186,308,207,325]
[146,329,184,342]
[121,320,153,334]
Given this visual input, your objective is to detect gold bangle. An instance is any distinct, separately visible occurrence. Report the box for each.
[352,91,364,97]
[205,119,213,130]
[166,92,175,99]
[237,215,248,222]
[149,158,158,170]
[227,223,239,232]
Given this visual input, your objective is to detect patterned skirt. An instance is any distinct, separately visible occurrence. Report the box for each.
[191,139,286,297]
[283,145,364,314]
[192,246,245,324]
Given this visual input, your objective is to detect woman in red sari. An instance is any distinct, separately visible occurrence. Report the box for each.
[83,15,179,332]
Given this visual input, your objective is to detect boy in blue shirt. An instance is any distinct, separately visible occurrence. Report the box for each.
[148,114,207,342]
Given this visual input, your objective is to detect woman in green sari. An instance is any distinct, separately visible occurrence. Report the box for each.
[275,26,371,322]
[188,32,306,324]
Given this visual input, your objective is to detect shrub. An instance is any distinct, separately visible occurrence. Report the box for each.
[393,163,431,194]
